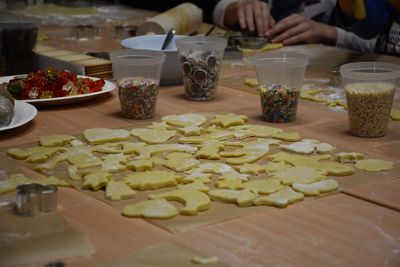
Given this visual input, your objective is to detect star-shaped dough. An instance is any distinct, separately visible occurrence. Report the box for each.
[82,170,111,191]
[254,187,304,208]
[210,113,248,128]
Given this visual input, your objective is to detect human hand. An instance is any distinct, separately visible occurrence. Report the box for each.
[225,0,275,36]
[268,14,337,45]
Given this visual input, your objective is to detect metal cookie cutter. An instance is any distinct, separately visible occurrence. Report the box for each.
[16,183,42,216]
[40,185,58,212]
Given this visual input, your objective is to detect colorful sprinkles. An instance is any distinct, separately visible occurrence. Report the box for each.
[118,77,159,119]
[259,83,300,123]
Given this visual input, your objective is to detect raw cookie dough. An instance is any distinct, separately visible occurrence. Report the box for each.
[243,78,258,88]
[230,124,282,139]
[238,43,283,53]
[272,131,302,142]
[192,256,219,265]
[130,128,176,144]
[68,165,82,181]
[101,154,128,172]
[67,153,102,169]
[179,130,234,144]
[93,142,145,154]
[39,135,76,147]
[391,108,400,120]
[0,173,32,195]
[149,189,211,215]
[292,179,339,196]
[82,170,111,191]
[177,181,210,193]
[300,88,327,103]
[264,162,290,173]
[8,146,66,163]
[124,171,182,190]
[316,143,334,154]
[355,159,394,172]
[127,158,161,171]
[214,179,245,190]
[195,141,225,160]
[239,163,266,175]
[254,187,304,208]
[190,163,248,181]
[334,152,365,163]
[122,199,178,219]
[178,126,205,136]
[272,166,327,185]
[83,128,130,144]
[162,154,200,172]
[36,175,71,187]
[269,152,355,176]
[182,173,213,184]
[280,141,317,155]
[208,188,257,207]
[105,180,136,201]
[243,179,284,195]
[210,113,248,128]
[162,113,207,127]
[137,144,197,159]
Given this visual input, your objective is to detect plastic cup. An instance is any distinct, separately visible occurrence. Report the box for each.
[0,19,39,75]
[110,49,166,119]
[340,62,400,137]
[253,52,308,123]
[176,36,227,101]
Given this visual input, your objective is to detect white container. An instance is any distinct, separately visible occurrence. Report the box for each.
[121,35,184,85]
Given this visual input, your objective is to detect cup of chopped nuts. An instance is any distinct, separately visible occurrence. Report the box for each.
[110,49,166,119]
[340,62,400,137]
[253,52,309,123]
[176,36,227,101]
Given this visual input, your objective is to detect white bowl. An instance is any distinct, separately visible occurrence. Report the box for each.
[121,35,185,85]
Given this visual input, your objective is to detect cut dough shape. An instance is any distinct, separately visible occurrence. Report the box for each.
[137,144,197,159]
[7,146,66,163]
[67,153,102,169]
[221,139,279,165]
[83,128,130,144]
[243,179,284,195]
[182,173,213,184]
[162,113,207,127]
[122,199,178,219]
[301,139,320,144]
[101,154,128,172]
[230,124,282,139]
[177,181,210,193]
[355,159,394,172]
[82,170,111,191]
[243,78,258,88]
[316,143,334,154]
[105,180,136,201]
[208,188,257,207]
[272,131,301,142]
[210,113,248,128]
[292,179,339,196]
[147,121,171,130]
[130,128,176,144]
[195,141,225,160]
[0,173,32,195]
[162,155,200,172]
[39,135,76,147]
[280,141,317,155]
[36,175,71,187]
[214,179,245,190]
[179,130,234,144]
[35,153,68,171]
[264,161,290,173]
[68,165,82,181]
[269,152,355,176]
[127,158,160,171]
[272,166,327,185]
[254,187,304,208]
[149,188,211,215]
[391,108,400,120]
[192,256,219,265]
[124,171,182,190]
[70,140,85,147]
[93,142,145,154]
[190,163,248,181]
[300,88,327,103]
[239,163,266,175]
[334,152,365,163]
[178,126,205,136]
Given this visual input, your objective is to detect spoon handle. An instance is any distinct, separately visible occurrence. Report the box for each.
[161,28,176,50]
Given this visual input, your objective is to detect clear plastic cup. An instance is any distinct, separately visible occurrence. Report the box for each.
[340,62,400,137]
[176,36,227,101]
[253,52,309,123]
[110,49,166,119]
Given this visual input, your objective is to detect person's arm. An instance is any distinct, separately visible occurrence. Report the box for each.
[268,13,337,45]
[335,27,377,53]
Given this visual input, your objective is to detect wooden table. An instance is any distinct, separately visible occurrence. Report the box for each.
[1,14,400,267]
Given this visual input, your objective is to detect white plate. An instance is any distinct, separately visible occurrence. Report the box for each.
[0,75,116,107]
[0,101,37,131]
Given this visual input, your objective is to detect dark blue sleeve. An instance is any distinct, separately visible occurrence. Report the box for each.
[331,0,396,39]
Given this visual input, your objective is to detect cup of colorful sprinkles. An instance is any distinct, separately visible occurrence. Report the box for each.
[110,49,166,119]
[253,52,308,122]
[176,36,227,101]
[340,62,400,137]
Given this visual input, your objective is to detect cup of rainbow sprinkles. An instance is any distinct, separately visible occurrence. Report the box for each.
[253,52,308,123]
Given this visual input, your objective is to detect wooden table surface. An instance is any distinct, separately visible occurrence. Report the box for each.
[1,11,400,267]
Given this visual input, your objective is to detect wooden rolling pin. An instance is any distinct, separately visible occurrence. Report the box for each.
[137,3,203,36]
